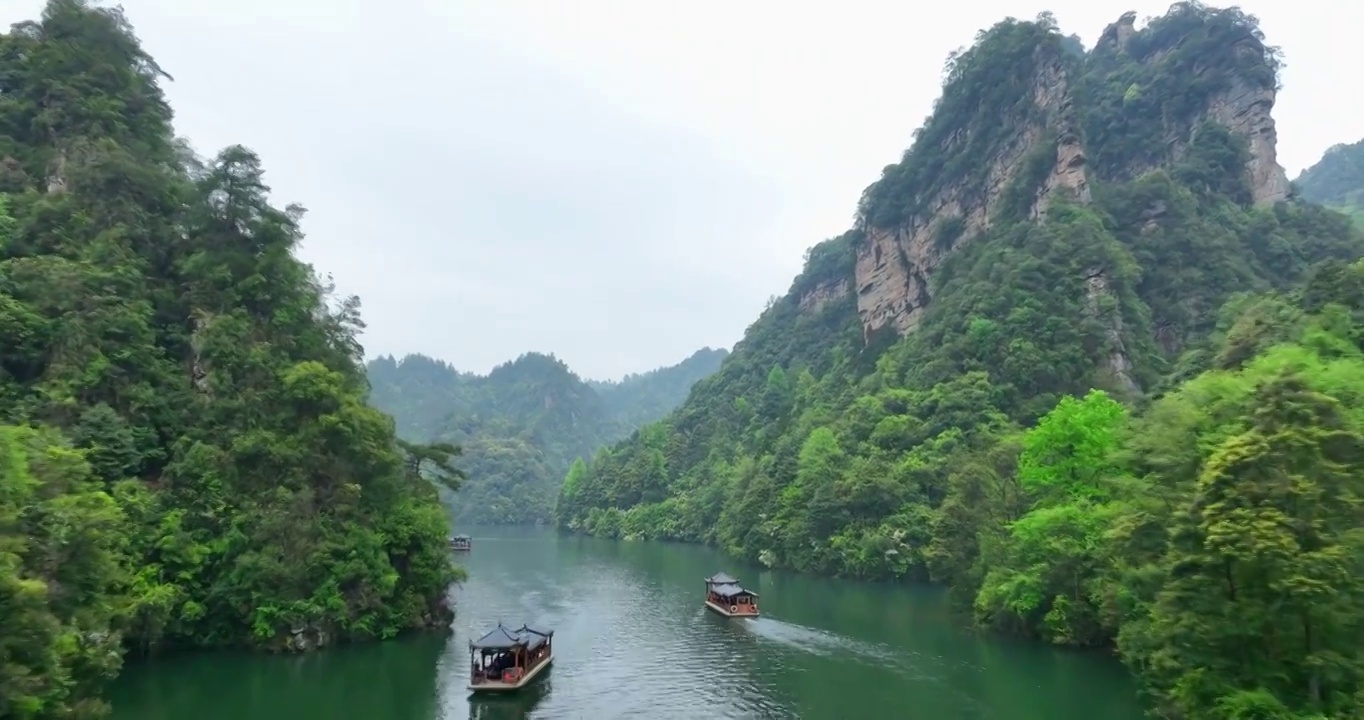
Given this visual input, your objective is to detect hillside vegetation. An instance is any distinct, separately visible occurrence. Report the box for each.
[1296,138,1364,226]
[0,2,460,716]
[556,5,1364,718]
[366,347,726,524]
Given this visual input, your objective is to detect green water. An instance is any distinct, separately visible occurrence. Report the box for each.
[107,526,1146,719]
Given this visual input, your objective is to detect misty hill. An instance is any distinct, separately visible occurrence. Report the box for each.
[555,5,1364,717]
[365,347,727,524]
[1295,137,1364,226]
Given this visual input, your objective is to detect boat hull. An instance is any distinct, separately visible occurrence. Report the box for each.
[468,652,553,693]
[705,599,759,618]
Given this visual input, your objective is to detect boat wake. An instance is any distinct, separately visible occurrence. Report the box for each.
[739,617,932,677]
[736,616,990,714]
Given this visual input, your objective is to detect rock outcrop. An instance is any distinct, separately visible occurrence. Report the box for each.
[854,45,1091,338]
[797,278,850,315]
[1203,75,1290,205]
[853,8,1291,340]
[1094,11,1290,205]
[1082,266,1140,395]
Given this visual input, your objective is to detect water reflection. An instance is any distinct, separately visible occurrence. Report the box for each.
[464,674,550,720]
[108,634,447,720]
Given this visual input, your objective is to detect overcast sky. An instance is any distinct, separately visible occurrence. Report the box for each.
[4,1,1362,380]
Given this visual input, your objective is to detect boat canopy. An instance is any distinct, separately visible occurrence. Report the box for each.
[704,571,739,584]
[710,582,758,599]
[470,623,554,651]
[451,534,471,540]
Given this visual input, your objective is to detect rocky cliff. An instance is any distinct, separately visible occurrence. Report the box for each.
[1089,11,1290,203]
[853,6,1291,340]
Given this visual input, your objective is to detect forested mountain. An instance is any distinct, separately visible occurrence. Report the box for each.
[1296,138,1364,226]
[366,347,726,525]
[0,1,461,716]
[588,347,732,430]
[556,5,1364,718]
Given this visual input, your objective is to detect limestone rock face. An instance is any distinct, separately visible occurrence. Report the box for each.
[852,9,1289,341]
[1202,75,1290,205]
[797,278,850,315]
[854,48,1090,338]
[1093,11,1289,206]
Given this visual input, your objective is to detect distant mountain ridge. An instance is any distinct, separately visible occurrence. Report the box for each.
[365,347,727,524]
[1295,137,1364,226]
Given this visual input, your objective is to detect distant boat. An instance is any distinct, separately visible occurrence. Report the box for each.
[450,534,472,552]
[704,571,759,617]
[468,623,554,692]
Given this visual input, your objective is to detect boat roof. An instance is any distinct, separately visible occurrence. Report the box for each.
[518,624,552,636]
[705,571,739,584]
[451,534,471,540]
[470,623,554,650]
[710,582,758,598]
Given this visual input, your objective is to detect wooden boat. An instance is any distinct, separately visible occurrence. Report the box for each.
[468,623,554,693]
[704,571,759,617]
[450,534,472,552]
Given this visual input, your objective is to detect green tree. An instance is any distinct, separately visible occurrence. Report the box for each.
[975,390,1127,644]
[0,424,128,719]
[397,438,465,491]
[1138,372,1364,717]
[1016,389,1127,503]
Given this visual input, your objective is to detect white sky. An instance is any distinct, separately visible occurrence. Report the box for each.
[3,0,1361,379]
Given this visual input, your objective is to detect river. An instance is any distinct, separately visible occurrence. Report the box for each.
[107,525,1146,719]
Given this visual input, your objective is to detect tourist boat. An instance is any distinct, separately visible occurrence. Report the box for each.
[704,571,759,617]
[468,623,554,693]
[450,534,472,552]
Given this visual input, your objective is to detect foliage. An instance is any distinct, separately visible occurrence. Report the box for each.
[588,347,732,429]
[1105,264,1364,718]
[1295,138,1364,227]
[1079,2,1282,179]
[0,2,461,715]
[365,347,727,525]
[856,15,1068,230]
[555,5,1364,717]
[0,425,126,719]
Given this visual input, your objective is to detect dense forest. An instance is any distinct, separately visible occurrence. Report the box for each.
[366,347,726,525]
[0,2,463,717]
[1296,138,1364,227]
[557,5,1364,718]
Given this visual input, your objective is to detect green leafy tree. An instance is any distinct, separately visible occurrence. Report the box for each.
[0,425,128,720]
[397,438,465,492]
[1136,371,1364,717]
